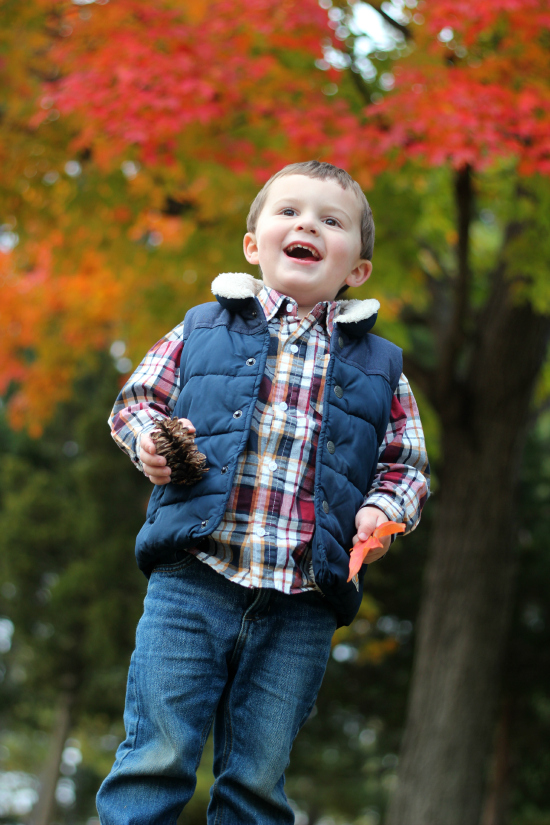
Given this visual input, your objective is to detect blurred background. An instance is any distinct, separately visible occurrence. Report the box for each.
[1,1,550,824]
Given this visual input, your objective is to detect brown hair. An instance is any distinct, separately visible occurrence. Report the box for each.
[246,160,375,260]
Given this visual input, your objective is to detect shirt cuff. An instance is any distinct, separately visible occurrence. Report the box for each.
[361,494,405,526]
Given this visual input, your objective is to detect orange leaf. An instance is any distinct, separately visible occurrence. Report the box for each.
[373,521,406,539]
[347,522,405,582]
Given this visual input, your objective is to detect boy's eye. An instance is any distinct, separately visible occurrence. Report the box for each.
[282,208,296,216]
[324,217,340,227]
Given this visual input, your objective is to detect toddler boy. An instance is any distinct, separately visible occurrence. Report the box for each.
[96,161,429,824]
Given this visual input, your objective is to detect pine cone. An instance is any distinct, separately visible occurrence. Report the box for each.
[150,418,209,486]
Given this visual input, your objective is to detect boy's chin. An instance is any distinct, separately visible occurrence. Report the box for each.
[263,271,342,306]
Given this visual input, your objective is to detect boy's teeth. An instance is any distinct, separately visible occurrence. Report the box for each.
[285,244,320,260]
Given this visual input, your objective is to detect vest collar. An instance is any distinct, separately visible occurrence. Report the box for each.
[211,272,380,337]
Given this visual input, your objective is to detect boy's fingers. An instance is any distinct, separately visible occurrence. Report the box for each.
[141,433,157,454]
[364,546,388,564]
[146,462,170,475]
[140,433,168,469]
[353,526,390,547]
[146,474,171,486]
[143,452,167,467]
[140,420,196,485]
[354,506,389,541]
[350,536,390,563]
[352,508,392,560]
[140,421,195,470]
[354,520,378,543]
[178,417,196,433]
[143,463,171,485]
[352,531,374,546]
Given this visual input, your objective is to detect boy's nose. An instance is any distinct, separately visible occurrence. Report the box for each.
[294,217,319,234]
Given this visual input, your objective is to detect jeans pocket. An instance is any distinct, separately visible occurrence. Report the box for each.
[151,552,196,576]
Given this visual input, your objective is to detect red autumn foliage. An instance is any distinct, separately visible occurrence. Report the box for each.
[38,0,550,175]
[2,0,549,430]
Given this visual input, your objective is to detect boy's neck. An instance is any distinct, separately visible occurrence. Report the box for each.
[296,304,313,319]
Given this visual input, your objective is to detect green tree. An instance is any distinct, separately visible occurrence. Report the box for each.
[0,363,147,822]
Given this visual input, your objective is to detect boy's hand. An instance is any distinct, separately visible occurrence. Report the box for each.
[353,506,392,563]
[140,418,195,485]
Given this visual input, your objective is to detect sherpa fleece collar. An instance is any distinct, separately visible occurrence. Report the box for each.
[211,272,380,337]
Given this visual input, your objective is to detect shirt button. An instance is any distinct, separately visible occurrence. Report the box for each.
[334,385,343,399]
[322,500,330,514]
[268,461,278,471]
[255,527,266,537]
[233,410,243,418]
[290,344,299,354]
[286,303,294,313]
[327,441,335,454]
[278,401,288,411]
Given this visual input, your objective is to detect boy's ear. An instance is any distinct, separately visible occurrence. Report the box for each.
[345,259,373,289]
[243,232,259,265]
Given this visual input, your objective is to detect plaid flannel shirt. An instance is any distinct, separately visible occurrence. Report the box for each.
[110,286,430,594]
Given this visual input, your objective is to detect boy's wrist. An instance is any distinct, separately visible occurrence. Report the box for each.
[361,498,399,521]
[360,496,405,534]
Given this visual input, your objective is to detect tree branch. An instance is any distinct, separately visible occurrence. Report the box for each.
[367,2,413,40]
[348,65,372,105]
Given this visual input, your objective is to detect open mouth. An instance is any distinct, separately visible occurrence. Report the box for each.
[284,243,321,261]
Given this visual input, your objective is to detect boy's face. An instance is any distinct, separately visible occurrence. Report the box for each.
[243,174,372,312]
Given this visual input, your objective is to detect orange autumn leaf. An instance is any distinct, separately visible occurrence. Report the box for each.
[347,522,406,582]
[371,522,407,539]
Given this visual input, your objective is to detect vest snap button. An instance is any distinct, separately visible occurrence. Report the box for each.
[327,441,335,454]
[250,310,258,318]
[246,358,256,366]
[233,410,243,419]
[322,500,330,514]
[338,335,344,348]
[201,520,209,528]
[334,385,343,398]
[221,465,228,474]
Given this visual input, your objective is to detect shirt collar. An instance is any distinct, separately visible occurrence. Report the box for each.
[257,286,339,335]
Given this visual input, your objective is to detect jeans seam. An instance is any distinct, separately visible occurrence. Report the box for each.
[198,711,215,768]
[112,658,142,772]
[228,598,255,668]
[294,696,318,740]
[212,687,233,825]
[211,595,264,825]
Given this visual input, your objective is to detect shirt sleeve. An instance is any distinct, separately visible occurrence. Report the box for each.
[363,373,430,533]
[108,321,185,470]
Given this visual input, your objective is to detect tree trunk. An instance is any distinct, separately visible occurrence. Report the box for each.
[31,691,73,825]
[386,285,550,825]
[479,700,512,825]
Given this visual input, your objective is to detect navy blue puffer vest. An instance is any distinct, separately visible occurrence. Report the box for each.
[136,275,402,626]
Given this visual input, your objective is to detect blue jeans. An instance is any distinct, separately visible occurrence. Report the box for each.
[96,554,336,824]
